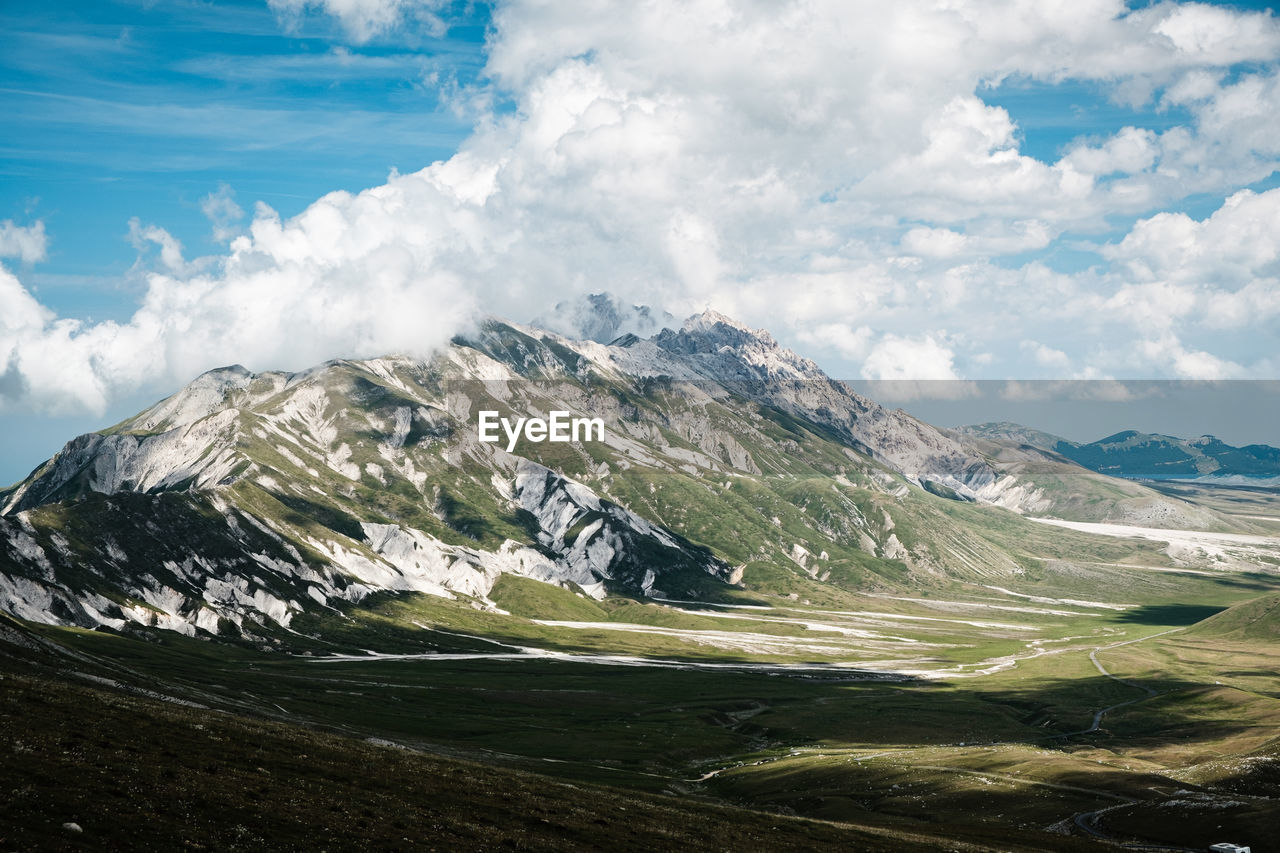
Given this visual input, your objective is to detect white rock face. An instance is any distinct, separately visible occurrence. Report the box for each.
[973,475,1052,515]
[0,411,728,635]
[513,459,729,596]
[131,365,256,432]
[2,410,244,514]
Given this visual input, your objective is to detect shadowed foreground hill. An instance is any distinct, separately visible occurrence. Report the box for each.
[0,643,1100,852]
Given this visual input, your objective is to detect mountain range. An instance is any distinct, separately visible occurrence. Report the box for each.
[0,304,1237,642]
[959,421,1280,484]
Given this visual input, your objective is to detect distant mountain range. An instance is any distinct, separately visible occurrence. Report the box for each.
[958,422,1280,483]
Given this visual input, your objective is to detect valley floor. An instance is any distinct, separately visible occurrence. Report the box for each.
[5,493,1280,851]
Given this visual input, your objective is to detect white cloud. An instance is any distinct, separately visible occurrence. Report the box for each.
[901,220,1052,259]
[901,227,969,259]
[1151,3,1280,64]
[1105,187,1280,285]
[1,263,117,412]
[861,334,959,381]
[0,267,52,338]
[1162,69,1224,105]
[797,323,875,361]
[1155,68,1280,191]
[201,183,245,243]
[1204,279,1280,329]
[0,221,48,265]
[1063,127,1158,177]
[1138,333,1242,380]
[268,0,447,42]
[859,96,1090,225]
[128,219,187,274]
[1102,281,1199,331]
[1,177,482,414]
[1022,341,1071,370]
[4,0,1280,413]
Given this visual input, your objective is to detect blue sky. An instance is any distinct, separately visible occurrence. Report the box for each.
[2,0,486,321]
[3,0,1280,484]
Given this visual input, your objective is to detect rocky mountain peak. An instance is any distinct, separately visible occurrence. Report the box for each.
[650,310,823,381]
[0,306,1033,642]
[130,363,258,433]
[681,308,753,334]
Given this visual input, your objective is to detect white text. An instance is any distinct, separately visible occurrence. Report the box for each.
[477,410,605,452]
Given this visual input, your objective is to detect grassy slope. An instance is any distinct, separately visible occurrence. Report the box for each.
[1030,591,1280,848]
[701,603,1280,850]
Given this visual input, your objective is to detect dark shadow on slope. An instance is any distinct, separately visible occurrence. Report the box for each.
[1110,604,1226,626]
[2,658,975,853]
[271,492,366,541]
[1201,574,1279,592]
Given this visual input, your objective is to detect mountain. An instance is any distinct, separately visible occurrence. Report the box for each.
[959,422,1280,483]
[955,421,1073,451]
[0,308,1233,642]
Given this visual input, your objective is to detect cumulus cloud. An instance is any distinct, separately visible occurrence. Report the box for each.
[1105,188,1280,285]
[128,219,188,274]
[862,334,959,381]
[1138,334,1242,380]
[901,220,1052,258]
[4,0,1280,413]
[796,323,876,362]
[0,221,48,265]
[1,181,481,413]
[1062,127,1159,177]
[1022,341,1072,371]
[1084,188,1280,341]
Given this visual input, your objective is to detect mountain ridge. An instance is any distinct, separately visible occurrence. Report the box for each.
[959,421,1280,483]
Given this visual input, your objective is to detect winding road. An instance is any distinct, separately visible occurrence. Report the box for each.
[1062,627,1213,851]
[1058,627,1183,738]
